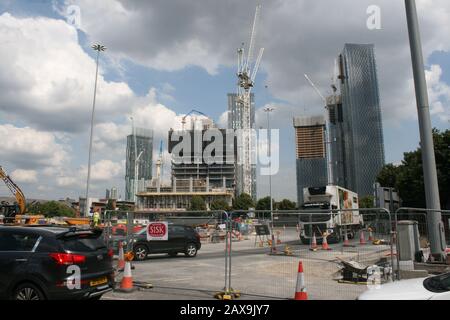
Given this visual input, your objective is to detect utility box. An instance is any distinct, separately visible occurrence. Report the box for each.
[397,220,421,263]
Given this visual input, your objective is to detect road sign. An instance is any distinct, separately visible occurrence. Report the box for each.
[147,222,168,241]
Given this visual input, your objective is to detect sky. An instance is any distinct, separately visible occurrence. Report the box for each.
[0,0,449,202]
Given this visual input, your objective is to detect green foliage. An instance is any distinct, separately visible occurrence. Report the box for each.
[256,197,271,210]
[106,199,115,211]
[359,196,375,209]
[376,129,449,209]
[28,201,76,217]
[189,196,206,211]
[210,199,231,211]
[232,193,255,211]
[276,199,297,211]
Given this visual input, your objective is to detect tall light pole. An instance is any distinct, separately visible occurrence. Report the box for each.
[405,0,445,261]
[135,151,144,207]
[263,106,275,253]
[84,44,106,217]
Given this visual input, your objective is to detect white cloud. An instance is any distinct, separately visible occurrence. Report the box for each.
[0,12,135,132]
[10,169,38,183]
[426,65,450,122]
[80,160,123,182]
[0,124,69,169]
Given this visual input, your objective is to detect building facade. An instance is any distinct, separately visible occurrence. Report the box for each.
[227,93,257,200]
[168,126,236,194]
[125,128,154,202]
[339,44,385,197]
[293,116,329,205]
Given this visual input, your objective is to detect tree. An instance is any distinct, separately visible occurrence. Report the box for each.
[106,199,115,211]
[376,129,450,209]
[210,199,231,211]
[189,196,206,211]
[256,197,271,210]
[377,164,400,188]
[359,196,375,209]
[28,201,76,217]
[232,193,255,211]
[276,199,297,211]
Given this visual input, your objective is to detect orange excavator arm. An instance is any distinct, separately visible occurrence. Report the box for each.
[0,166,26,215]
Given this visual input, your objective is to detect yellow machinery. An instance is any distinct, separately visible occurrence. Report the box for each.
[0,166,44,224]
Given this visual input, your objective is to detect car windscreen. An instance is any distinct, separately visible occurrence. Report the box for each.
[423,273,450,293]
[60,234,106,252]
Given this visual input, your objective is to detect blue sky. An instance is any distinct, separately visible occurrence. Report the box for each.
[0,0,448,202]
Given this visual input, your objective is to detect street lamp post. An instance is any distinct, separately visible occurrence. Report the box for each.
[135,151,144,206]
[84,44,106,217]
[263,106,275,253]
[405,0,445,261]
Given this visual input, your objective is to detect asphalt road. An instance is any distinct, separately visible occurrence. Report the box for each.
[104,228,393,300]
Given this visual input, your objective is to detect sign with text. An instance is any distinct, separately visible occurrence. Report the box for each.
[146,222,168,241]
[255,224,270,236]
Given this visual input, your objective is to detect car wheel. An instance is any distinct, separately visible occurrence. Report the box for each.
[13,283,45,301]
[185,243,198,257]
[133,245,148,261]
[168,252,178,257]
[88,295,102,300]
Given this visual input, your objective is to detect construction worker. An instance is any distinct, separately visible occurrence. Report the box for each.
[93,209,100,228]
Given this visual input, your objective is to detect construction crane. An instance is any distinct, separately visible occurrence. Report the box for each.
[181,109,208,131]
[0,165,26,222]
[155,140,164,182]
[303,74,334,186]
[236,3,264,198]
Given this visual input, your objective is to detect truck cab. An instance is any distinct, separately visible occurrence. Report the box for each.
[299,186,363,244]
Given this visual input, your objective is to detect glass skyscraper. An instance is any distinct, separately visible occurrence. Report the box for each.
[339,44,385,197]
[125,128,153,201]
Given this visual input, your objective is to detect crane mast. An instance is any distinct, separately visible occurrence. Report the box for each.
[236,4,264,198]
[304,74,334,186]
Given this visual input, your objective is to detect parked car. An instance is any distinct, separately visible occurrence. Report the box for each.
[0,225,114,300]
[113,224,201,261]
[358,272,450,300]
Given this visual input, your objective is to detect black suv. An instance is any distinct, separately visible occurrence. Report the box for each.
[0,226,114,300]
[128,225,201,261]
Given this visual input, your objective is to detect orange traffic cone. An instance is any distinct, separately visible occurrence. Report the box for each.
[119,260,134,292]
[117,241,125,270]
[322,233,331,250]
[343,232,351,247]
[294,261,308,300]
[359,230,366,245]
[310,233,318,250]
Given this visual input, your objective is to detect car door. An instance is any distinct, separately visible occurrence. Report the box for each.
[0,230,40,297]
[169,226,187,252]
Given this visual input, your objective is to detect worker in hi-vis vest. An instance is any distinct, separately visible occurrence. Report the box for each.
[93,210,100,228]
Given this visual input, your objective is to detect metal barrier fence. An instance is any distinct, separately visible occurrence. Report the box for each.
[100,208,402,300]
[393,208,450,280]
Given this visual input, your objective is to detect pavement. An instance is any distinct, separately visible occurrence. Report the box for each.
[103,228,394,300]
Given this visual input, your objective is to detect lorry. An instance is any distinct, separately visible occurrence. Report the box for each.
[299,185,363,244]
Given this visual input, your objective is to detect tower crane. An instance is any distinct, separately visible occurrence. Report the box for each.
[303,74,334,186]
[236,3,264,198]
[181,109,208,131]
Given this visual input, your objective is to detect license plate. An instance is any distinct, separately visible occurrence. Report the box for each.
[90,277,108,287]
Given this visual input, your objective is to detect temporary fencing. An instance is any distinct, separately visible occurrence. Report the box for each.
[99,206,449,300]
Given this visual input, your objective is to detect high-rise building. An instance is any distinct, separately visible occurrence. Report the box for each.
[168,122,236,194]
[338,44,385,196]
[327,95,347,187]
[125,128,153,202]
[227,93,256,200]
[293,116,328,205]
